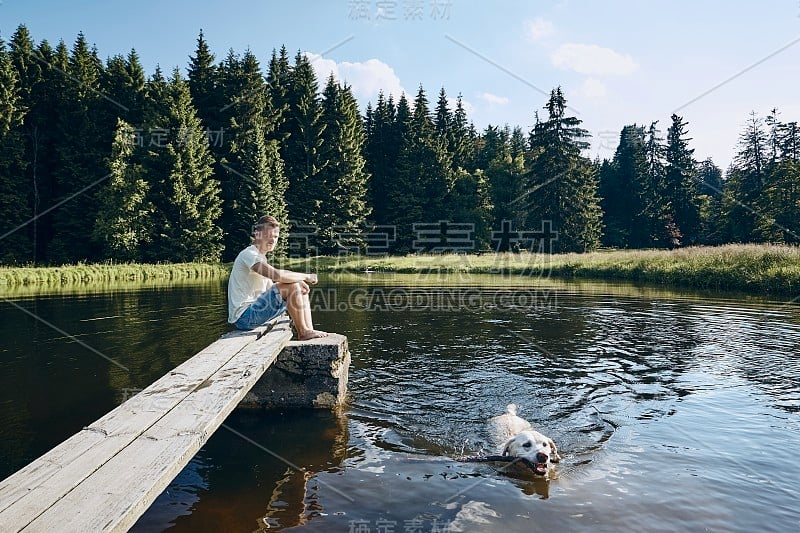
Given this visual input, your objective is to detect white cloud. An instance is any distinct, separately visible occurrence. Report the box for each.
[551,43,638,75]
[304,53,407,105]
[479,92,509,106]
[577,78,608,99]
[524,17,555,41]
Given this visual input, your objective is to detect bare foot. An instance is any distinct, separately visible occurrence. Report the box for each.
[297,329,330,340]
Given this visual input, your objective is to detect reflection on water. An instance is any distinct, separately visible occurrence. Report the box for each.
[132,409,349,531]
[1,275,799,531]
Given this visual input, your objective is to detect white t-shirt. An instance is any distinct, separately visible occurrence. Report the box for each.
[228,245,271,323]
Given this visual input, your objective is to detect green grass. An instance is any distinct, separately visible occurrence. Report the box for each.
[0,262,230,288]
[1,244,798,296]
[276,244,800,295]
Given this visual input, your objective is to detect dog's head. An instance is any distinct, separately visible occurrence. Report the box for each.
[502,430,561,476]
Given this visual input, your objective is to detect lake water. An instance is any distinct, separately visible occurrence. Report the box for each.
[1,275,799,532]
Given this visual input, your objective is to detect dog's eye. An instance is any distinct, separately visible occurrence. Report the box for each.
[543,443,549,447]
[522,441,532,448]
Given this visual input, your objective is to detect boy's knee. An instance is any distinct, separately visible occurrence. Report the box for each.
[279,282,303,302]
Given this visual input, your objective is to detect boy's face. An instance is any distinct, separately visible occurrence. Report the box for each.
[257,226,280,251]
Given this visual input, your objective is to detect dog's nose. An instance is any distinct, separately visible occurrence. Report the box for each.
[536,452,549,463]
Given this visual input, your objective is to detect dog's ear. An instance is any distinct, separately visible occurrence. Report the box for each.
[549,439,561,463]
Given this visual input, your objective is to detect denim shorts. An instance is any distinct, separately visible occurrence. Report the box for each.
[234,285,288,330]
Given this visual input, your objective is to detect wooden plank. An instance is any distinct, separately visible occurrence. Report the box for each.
[23,318,293,532]
[0,322,276,531]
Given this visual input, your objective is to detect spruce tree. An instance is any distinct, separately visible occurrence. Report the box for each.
[387,86,454,250]
[765,108,782,165]
[778,121,798,160]
[0,35,30,263]
[598,125,647,247]
[142,69,223,262]
[14,35,68,262]
[102,49,146,126]
[364,91,399,225]
[266,46,291,139]
[93,119,151,260]
[723,112,767,241]
[694,158,725,244]
[478,125,522,237]
[446,168,494,250]
[522,87,601,252]
[756,159,800,243]
[663,114,700,245]
[187,30,223,132]
[639,122,673,246]
[434,87,451,140]
[282,52,327,228]
[317,76,371,252]
[220,50,288,259]
[450,94,474,171]
[48,32,110,263]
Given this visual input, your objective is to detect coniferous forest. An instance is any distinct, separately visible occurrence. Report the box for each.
[0,26,798,265]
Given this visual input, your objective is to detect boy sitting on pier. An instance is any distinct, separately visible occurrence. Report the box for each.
[228,215,328,340]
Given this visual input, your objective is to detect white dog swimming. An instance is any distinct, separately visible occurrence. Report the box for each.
[483,404,561,476]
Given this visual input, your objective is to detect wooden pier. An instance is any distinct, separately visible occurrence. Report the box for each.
[0,316,349,532]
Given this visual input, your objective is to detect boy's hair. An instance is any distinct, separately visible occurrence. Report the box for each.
[254,215,280,232]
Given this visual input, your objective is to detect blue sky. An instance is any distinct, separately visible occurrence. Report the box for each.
[2,0,799,170]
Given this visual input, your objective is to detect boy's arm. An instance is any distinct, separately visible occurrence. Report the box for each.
[251,261,318,284]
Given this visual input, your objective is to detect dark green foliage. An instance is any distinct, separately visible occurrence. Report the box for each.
[722,112,767,241]
[663,114,700,245]
[778,121,798,160]
[11,33,66,263]
[0,35,30,263]
[694,158,725,244]
[187,30,223,133]
[450,95,475,171]
[317,76,371,252]
[141,69,222,262]
[93,119,151,260]
[48,33,115,263]
[219,50,288,259]
[364,91,400,225]
[102,50,146,126]
[599,125,647,247]
[755,159,800,243]
[446,168,494,250]
[3,25,800,266]
[478,125,524,236]
[522,87,601,252]
[282,52,327,227]
[267,46,291,139]
[385,86,454,250]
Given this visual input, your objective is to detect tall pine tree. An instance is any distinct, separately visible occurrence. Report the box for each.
[522,87,601,252]
[93,118,151,260]
[317,76,371,252]
[219,50,287,259]
[388,86,453,250]
[364,91,399,225]
[723,112,767,241]
[598,125,647,247]
[0,35,29,263]
[663,114,700,245]
[282,52,327,228]
[142,68,222,262]
[48,33,112,263]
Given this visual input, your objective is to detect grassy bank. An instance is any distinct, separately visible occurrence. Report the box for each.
[278,244,800,295]
[1,245,797,295]
[0,262,230,288]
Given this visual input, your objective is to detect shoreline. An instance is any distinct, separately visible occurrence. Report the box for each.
[1,244,798,296]
[0,262,230,288]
